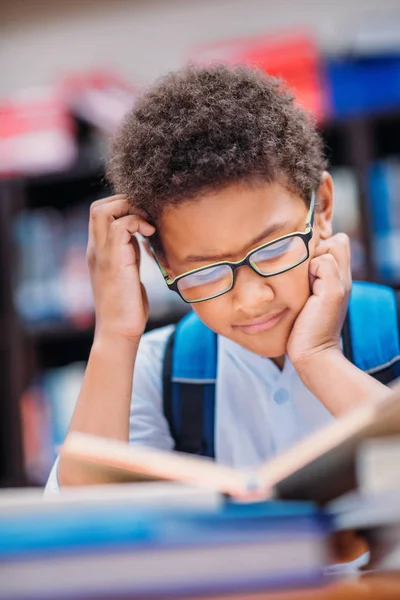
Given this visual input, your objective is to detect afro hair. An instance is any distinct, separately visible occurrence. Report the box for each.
[107,63,327,225]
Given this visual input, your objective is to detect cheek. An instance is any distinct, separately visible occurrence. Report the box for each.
[276,260,311,312]
[191,294,232,335]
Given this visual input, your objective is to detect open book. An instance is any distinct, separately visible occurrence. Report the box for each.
[61,381,400,504]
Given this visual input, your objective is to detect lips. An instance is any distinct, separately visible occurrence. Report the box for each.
[233,309,288,334]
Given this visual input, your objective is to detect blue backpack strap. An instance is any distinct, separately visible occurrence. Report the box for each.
[163,282,400,458]
[342,281,400,384]
[162,312,217,457]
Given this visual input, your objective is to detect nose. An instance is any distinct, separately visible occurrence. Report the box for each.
[231,265,275,312]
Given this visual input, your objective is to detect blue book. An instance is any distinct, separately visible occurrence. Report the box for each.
[327,56,400,118]
[0,498,329,557]
[0,498,331,599]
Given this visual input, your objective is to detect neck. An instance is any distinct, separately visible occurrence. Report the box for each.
[270,355,285,370]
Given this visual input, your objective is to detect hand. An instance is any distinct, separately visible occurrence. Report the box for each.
[331,530,369,565]
[87,195,155,344]
[287,233,352,370]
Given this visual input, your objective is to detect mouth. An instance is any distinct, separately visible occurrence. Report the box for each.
[233,309,288,334]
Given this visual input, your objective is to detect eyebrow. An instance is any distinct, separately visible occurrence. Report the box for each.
[183,221,292,263]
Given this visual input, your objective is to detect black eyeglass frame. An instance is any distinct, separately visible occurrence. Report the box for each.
[150,192,316,304]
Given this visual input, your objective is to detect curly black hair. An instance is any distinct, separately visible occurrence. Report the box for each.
[107,63,327,225]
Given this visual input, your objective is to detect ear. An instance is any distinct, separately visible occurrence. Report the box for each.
[315,171,334,240]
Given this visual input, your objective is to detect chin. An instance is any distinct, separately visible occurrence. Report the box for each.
[234,330,289,359]
[228,312,293,358]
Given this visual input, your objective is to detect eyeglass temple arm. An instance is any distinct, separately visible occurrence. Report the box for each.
[306,191,316,229]
[149,245,170,281]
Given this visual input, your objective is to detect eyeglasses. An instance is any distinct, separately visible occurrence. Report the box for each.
[151,192,315,304]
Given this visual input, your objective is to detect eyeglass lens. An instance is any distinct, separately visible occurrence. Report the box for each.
[177,235,307,302]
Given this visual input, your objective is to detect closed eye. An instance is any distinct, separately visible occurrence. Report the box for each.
[183,265,225,286]
[252,237,294,260]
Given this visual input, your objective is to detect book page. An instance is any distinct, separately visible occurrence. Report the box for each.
[61,433,252,497]
[257,381,400,503]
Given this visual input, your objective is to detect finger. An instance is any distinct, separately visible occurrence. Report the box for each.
[90,194,133,216]
[106,215,149,268]
[89,198,155,246]
[309,254,344,298]
[89,197,131,247]
[314,233,350,266]
[314,233,351,287]
[94,195,152,222]
[92,194,126,204]
[107,214,155,242]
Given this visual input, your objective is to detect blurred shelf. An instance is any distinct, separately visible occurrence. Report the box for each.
[21,311,188,371]
[9,108,398,196]
[24,319,95,343]
[22,116,107,188]
[0,477,26,489]
[323,106,400,128]
[23,311,188,345]
[24,165,110,210]
[23,156,105,189]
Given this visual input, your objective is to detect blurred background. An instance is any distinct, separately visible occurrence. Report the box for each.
[1,0,400,488]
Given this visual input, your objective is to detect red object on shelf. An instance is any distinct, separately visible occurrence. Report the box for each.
[60,70,138,134]
[0,89,76,178]
[192,31,329,121]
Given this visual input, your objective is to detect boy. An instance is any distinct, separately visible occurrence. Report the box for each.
[47,64,391,492]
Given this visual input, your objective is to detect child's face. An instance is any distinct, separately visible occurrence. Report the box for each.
[157,178,333,360]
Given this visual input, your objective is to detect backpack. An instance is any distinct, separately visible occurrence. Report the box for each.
[162,281,400,458]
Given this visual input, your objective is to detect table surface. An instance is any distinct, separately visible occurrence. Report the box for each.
[181,573,400,600]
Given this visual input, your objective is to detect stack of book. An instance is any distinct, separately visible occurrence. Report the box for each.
[329,435,400,573]
[0,484,331,599]
[3,382,400,598]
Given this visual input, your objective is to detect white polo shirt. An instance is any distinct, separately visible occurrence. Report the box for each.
[45,324,335,493]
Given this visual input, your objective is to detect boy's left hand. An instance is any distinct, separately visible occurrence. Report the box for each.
[287,233,352,370]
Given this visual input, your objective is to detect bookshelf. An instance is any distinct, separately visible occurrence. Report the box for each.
[0,105,399,487]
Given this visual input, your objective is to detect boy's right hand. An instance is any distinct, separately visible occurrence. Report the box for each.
[87,195,156,344]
